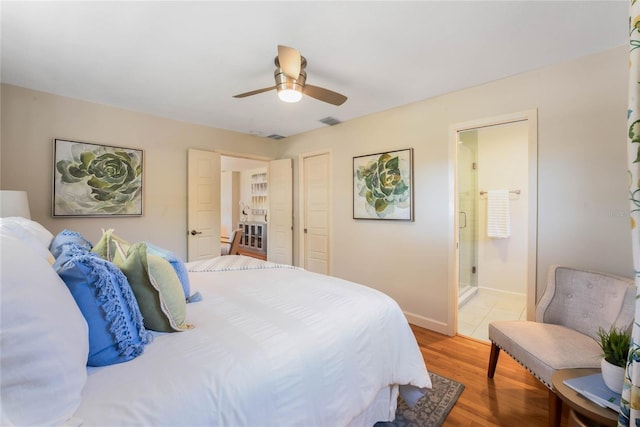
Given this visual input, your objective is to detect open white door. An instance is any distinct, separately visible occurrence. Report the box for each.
[267,158,292,265]
[187,149,221,262]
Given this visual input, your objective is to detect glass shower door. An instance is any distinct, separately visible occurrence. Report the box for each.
[457,134,478,307]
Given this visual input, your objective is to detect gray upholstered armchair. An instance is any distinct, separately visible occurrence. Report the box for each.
[487,265,635,427]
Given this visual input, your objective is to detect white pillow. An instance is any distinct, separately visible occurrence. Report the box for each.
[0,217,55,263]
[0,228,89,425]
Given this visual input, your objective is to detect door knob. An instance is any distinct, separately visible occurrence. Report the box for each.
[190,230,202,236]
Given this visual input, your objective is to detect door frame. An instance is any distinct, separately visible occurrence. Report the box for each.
[448,109,538,336]
[217,150,272,163]
[188,149,274,261]
[298,149,333,274]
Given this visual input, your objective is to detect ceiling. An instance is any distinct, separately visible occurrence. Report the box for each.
[1,1,628,139]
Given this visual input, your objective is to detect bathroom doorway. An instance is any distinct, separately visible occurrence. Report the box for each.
[449,110,538,340]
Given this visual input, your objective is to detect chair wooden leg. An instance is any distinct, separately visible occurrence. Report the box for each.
[487,342,500,378]
[548,389,562,427]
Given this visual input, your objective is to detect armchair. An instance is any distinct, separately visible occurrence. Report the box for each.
[487,265,635,426]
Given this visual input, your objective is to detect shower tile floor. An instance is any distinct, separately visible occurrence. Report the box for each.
[458,288,526,342]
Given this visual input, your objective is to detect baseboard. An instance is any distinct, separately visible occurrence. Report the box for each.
[404,311,451,336]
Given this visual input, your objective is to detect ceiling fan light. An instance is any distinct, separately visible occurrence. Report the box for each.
[278,88,303,103]
[275,70,305,103]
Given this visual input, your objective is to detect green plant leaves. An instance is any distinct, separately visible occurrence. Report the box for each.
[598,326,631,368]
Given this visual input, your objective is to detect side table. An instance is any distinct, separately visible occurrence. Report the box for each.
[551,369,618,427]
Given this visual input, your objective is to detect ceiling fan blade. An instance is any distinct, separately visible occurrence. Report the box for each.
[278,45,301,79]
[303,84,348,106]
[233,86,276,98]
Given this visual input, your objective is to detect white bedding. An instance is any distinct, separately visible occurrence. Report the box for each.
[73,256,430,426]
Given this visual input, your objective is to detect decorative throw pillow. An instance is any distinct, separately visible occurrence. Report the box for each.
[115,242,192,332]
[55,243,152,366]
[92,228,131,264]
[1,229,89,426]
[146,242,191,300]
[0,217,55,263]
[50,229,93,258]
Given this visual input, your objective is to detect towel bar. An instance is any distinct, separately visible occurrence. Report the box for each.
[479,190,521,196]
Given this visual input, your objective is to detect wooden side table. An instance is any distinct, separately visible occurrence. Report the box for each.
[551,369,618,427]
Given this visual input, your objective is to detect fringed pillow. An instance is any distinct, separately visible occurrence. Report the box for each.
[55,244,152,366]
[50,229,93,258]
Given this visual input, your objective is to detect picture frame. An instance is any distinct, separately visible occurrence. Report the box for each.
[53,139,144,217]
[353,148,414,221]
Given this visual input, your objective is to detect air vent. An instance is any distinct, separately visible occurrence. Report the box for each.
[267,134,286,140]
[319,116,341,126]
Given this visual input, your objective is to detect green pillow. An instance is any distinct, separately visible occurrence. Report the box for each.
[92,229,130,264]
[116,242,191,332]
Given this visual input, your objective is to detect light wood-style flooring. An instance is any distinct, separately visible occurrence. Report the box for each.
[411,325,571,426]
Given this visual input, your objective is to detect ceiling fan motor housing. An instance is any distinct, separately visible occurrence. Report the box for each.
[275,68,306,93]
[274,56,307,92]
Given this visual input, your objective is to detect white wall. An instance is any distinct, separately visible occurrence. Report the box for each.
[0,84,277,258]
[476,122,528,295]
[277,46,632,333]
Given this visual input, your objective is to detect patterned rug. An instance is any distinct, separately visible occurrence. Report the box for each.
[375,372,465,427]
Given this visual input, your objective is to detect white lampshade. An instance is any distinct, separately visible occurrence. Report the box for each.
[0,190,31,219]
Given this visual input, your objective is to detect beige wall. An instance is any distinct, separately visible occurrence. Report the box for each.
[0,84,277,257]
[0,45,633,334]
[277,46,632,332]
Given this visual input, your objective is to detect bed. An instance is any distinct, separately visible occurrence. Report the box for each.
[1,217,431,426]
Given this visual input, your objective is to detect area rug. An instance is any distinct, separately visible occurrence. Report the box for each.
[375,372,465,427]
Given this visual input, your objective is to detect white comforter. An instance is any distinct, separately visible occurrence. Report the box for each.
[73,257,430,426]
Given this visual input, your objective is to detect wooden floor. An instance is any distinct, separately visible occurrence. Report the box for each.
[411,324,571,426]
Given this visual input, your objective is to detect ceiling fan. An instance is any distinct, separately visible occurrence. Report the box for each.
[233,45,348,106]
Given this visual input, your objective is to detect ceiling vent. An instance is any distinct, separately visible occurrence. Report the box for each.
[267,134,286,140]
[319,116,341,126]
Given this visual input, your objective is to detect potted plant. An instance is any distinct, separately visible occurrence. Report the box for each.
[597,326,631,393]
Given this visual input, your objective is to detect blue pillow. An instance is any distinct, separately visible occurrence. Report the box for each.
[54,244,152,366]
[146,242,191,300]
[50,229,93,258]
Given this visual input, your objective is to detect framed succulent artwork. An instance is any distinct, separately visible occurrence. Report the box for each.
[353,148,414,221]
[53,139,143,217]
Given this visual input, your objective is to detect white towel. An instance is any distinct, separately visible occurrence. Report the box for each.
[487,190,511,238]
